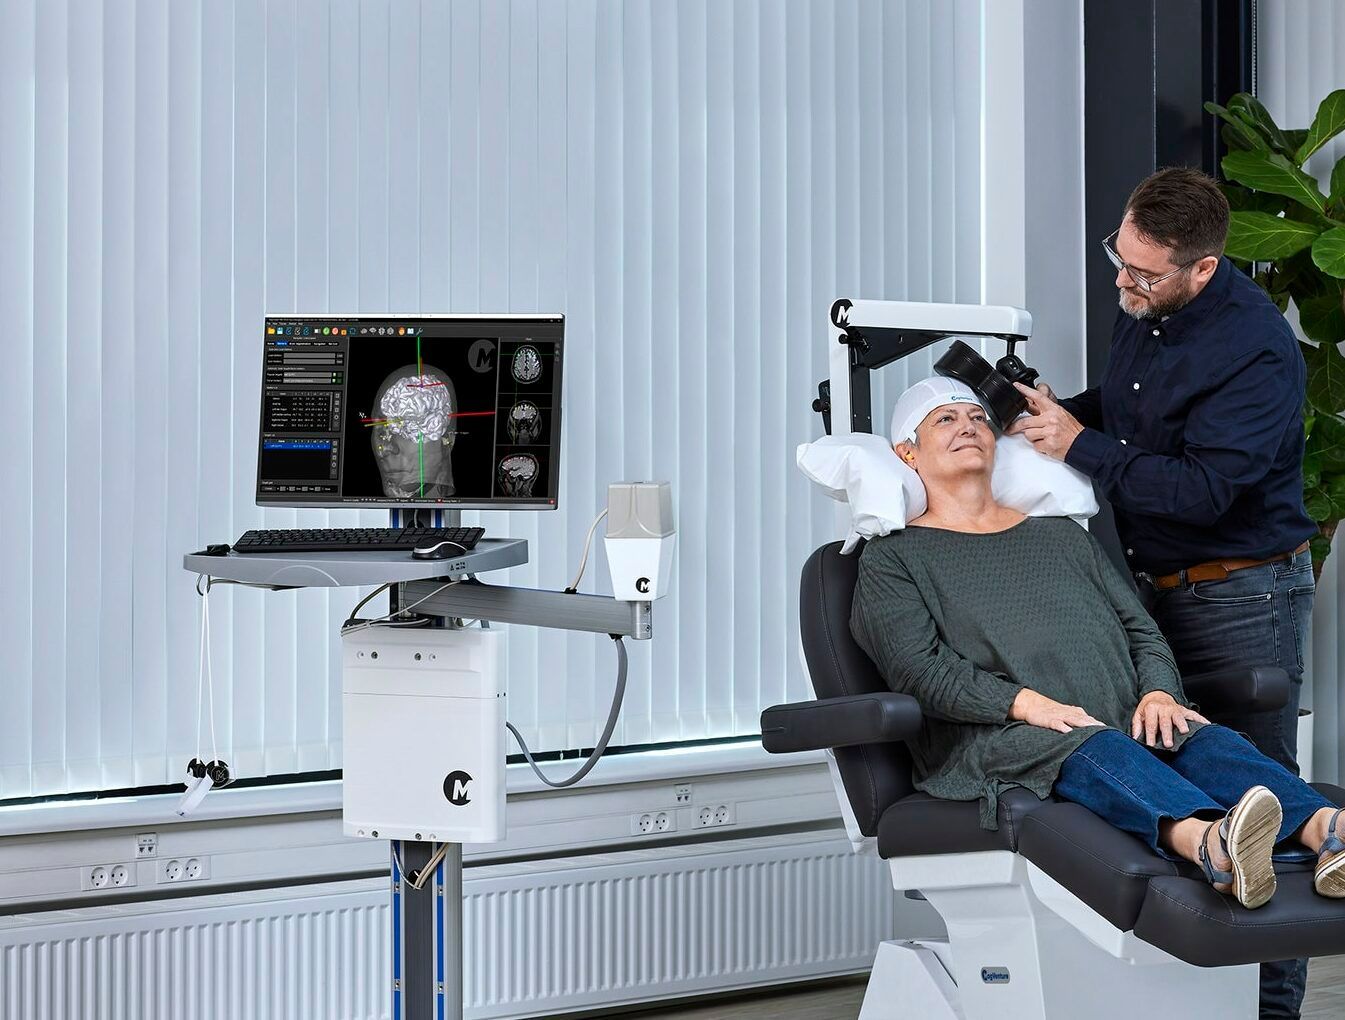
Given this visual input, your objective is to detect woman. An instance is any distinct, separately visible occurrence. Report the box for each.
[850,377,1345,910]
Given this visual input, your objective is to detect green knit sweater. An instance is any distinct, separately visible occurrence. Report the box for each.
[850,516,1199,830]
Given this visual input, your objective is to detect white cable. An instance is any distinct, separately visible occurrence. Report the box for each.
[195,582,208,762]
[204,587,217,764]
[565,508,608,593]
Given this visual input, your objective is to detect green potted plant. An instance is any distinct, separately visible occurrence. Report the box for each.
[1205,90,1345,581]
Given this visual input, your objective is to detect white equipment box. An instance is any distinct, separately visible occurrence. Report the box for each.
[342,627,506,843]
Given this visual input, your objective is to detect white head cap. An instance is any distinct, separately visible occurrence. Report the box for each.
[890,376,984,445]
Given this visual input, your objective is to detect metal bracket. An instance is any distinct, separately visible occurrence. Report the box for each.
[401,578,653,640]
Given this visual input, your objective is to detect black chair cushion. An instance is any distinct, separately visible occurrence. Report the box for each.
[1018,802,1183,931]
[799,542,916,836]
[1019,782,1345,949]
[879,787,1050,856]
[1134,871,1345,967]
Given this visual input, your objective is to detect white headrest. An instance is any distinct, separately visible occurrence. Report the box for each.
[797,430,1097,554]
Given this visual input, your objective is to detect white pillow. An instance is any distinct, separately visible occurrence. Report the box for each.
[796,429,1097,553]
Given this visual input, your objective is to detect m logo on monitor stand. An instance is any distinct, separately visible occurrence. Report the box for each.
[443,770,473,806]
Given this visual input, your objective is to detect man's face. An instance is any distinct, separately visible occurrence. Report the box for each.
[1113,217,1210,321]
[1113,215,1198,320]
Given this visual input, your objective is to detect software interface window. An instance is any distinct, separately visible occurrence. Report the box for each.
[257,316,564,507]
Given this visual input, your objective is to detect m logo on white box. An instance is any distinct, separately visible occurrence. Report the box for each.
[444,771,473,806]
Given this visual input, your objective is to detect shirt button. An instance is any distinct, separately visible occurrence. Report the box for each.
[1152,329,1160,336]
[1120,439,1128,445]
[1126,548,1134,556]
[1132,382,1140,390]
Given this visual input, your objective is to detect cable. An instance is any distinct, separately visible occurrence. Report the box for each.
[564,508,608,593]
[341,579,462,635]
[408,842,451,890]
[506,635,628,788]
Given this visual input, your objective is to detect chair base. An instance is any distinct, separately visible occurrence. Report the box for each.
[855,851,1259,1020]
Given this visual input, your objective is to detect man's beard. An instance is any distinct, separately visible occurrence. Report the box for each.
[1118,281,1192,321]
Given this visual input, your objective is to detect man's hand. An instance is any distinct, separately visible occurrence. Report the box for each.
[1009,688,1104,734]
[1003,381,1084,460]
[1131,691,1209,749]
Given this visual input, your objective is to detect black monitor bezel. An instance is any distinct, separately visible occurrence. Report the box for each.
[256,313,564,511]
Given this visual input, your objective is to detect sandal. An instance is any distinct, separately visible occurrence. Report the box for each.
[1314,806,1345,898]
[1198,785,1281,910]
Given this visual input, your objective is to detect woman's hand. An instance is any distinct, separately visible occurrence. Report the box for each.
[1131,691,1208,749]
[1010,688,1104,734]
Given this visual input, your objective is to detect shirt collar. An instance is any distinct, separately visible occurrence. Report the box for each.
[1155,256,1232,342]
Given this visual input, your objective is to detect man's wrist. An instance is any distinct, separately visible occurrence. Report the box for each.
[1138,690,1177,706]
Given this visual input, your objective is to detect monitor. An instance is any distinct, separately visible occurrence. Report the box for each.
[256,314,563,509]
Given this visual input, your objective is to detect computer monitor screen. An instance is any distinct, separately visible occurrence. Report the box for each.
[256,314,563,509]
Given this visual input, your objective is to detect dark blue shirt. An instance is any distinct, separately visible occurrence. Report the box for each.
[1060,257,1315,575]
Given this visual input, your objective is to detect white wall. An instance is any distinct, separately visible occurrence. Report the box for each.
[0,0,1088,804]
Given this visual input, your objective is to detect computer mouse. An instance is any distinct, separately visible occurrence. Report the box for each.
[412,539,464,560]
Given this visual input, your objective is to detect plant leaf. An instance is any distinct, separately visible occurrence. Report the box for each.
[1229,93,1292,154]
[1313,227,1345,279]
[1299,290,1345,344]
[1304,449,1323,489]
[1306,341,1345,414]
[1305,485,1333,520]
[1225,211,1322,260]
[1210,103,1272,152]
[1307,408,1345,469]
[1222,150,1329,214]
[1297,89,1345,164]
[1332,155,1345,209]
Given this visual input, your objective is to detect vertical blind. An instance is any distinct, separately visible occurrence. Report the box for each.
[0,0,985,800]
[1258,1,1345,784]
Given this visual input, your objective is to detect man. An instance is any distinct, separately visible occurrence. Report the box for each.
[1008,166,1319,1017]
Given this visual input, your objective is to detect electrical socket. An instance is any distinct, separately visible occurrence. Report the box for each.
[158,856,210,884]
[630,810,676,836]
[695,803,736,828]
[82,862,138,892]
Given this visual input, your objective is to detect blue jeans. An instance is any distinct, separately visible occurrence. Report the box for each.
[1055,726,1332,861]
[1137,547,1315,1018]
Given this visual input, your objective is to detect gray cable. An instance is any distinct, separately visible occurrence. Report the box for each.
[506,636,628,788]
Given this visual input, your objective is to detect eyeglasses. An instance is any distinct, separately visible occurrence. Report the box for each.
[1101,229,1195,293]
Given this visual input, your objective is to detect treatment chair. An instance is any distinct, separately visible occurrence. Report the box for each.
[761,540,1345,1020]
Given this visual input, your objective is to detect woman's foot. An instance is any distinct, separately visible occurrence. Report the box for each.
[1200,786,1281,909]
[1314,807,1345,897]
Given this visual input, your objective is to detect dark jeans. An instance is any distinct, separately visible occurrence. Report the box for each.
[1055,725,1332,861]
[1137,547,1316,1019]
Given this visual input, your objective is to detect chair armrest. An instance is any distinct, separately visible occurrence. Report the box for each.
[1181,665,1289,715]
[760,693,923,754]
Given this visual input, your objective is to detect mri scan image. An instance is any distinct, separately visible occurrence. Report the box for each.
[511,345,543,384]
[507,401,542,444]
[498,453,539,497]
[369,366,459,498]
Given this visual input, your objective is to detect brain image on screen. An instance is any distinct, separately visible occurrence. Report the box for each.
[507,401,542,444]
[369,366,459,498]
[498,454,539,497]
[511,345,543,384]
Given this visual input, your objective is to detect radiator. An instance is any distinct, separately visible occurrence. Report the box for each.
[0,832,913,1019]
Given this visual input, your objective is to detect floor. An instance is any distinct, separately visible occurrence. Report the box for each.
[603,955,1345,1019]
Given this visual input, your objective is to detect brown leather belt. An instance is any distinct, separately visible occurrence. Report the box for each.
[1144,540,1311,591]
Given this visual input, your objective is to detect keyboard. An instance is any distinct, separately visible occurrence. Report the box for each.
[232,526,485,555]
